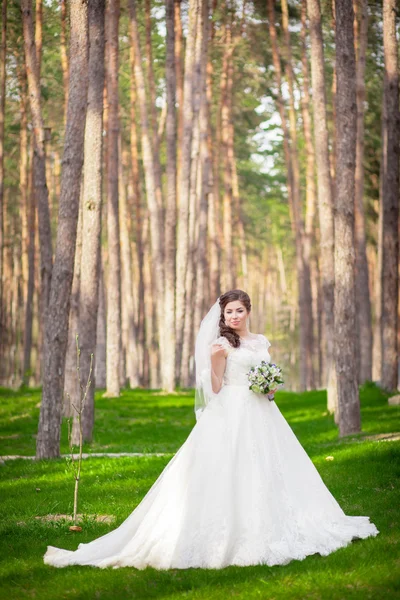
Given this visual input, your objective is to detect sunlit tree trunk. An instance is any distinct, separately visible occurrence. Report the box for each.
[22,0,53,329]
[207,0,220,301]
[77,0,105,441]
[175,0,184,177]
[105,0,121,398]
[194,0,210,334]
[95,258,106,389]
[230,124,247,290]
[307,0,336,410]
[176,0,199,380]
[16,64,33,385]
[119,142,139,389]
[0,0,7,346]
[64,196,83,418]
[129,41,145,384]
[353,0,372,384]
[164,0,177,391]
[37,0,89,458]
[381,0,399,392]
[142,216,159,387]
[300,0,317,389]
[334,0,360,436]
[60,0,69,125]
[129,0,165,379]
[144,0,163,224]
[221,23,234,291]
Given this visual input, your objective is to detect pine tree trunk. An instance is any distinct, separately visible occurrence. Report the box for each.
[220,24,234,291]
[300,0,317,389]
[164,0,177,391]
[206,4,220,302]
[105,0,121,398]
[15,61,29,306]
[77,0,105,440]
[119,141,139,389]
[128,42,145,384]
[22,0,53,334]
[0,0,7,346]
[60,0,69,125]
[175,0,184,179]
[64,196,83,417]
[381,0,399,392]
[194,0,210,335]
[36,0,89,459]
[334,0,360,436]
[129,0,165,381]
[353,0,372,384]
[95,258,107,388]
[144,0,163,224]
[176,0,199,380]
[373,126,384,383]
[230,123,247,290]
[23,141,36,385]
[307,0,336,408]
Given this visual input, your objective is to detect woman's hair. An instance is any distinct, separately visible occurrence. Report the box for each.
[219,289,251,348]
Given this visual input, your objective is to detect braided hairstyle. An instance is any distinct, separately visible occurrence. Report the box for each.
[219,289,251,348]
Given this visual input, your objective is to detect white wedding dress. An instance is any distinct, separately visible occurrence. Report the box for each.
[44,333,379,570]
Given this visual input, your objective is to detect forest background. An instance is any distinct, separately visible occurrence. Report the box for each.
[0,0,399,459]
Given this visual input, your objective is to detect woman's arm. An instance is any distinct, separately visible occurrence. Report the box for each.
[210,343,227,394]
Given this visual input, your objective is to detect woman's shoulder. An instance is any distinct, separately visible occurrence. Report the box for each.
[250,333,271,348]
[213,335,232,349]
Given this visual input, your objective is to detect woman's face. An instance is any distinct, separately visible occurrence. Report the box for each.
[223,300,249,331]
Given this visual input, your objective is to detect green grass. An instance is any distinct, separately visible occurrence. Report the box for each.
[0,383,399,599]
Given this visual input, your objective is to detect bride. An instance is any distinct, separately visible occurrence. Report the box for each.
[44,289,379,570]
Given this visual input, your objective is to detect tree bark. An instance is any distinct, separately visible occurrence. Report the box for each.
[129,41,145,384]
[164,0,177,391]
[119,142,139,389]
[36,0,89,459]
[175,0,184,179]
[144,0,163,223]
[381,0,399,392]
[60,0,69,125]
[129,0,165,382]
[64,195,83,418]
[20,75,35,386]
[22,0,53,330]
[0,0,6,347]
[176,0,199,380]
[78,0,105,441]
[95,258,107,388]
[105,0,121,398]
[353,0,372,384]
[334,0,360,436]
[307,0,336,409]
[300,0,317,389]
[194,0,210,335]
[220,23,234,291]
[207,1,220,302]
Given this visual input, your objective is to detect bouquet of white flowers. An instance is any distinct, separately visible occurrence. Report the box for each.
[247,361,284,400]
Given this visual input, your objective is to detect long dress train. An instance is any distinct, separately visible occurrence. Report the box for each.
[44,334,379,570]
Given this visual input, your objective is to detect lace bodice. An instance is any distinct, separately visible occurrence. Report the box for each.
[214,333,271,386]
